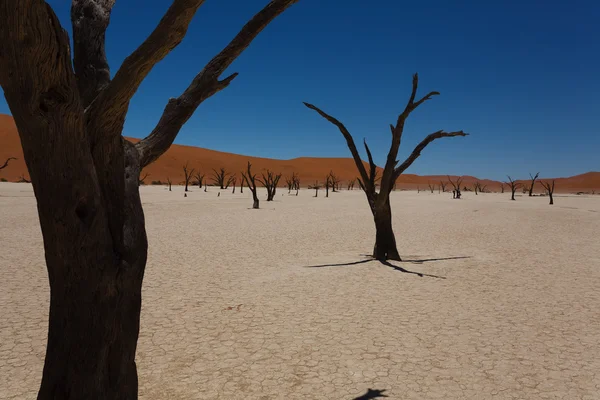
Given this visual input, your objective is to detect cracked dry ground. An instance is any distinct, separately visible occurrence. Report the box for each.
[1,185,600,399]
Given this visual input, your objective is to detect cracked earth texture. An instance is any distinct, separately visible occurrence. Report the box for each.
[1,184,599,399]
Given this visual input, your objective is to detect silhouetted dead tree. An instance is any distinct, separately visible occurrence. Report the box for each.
[305,74,468,260]
[285,172,298,194]
[325,171,337,197]
[447,176,464,199]
[212,167,234,189]
[138,172,150,186]
[0,0,298,395]
[528,172,539,196]
[231,176,237,193]
[308,181,321,197]
[193,171,205,188]
[239,172,244,193]
[183,163,195,192]
[241,162,259,209]
[17,174,31,183]
[500,182,505,193]
[440,181,448,193]
[166,177,172,192]
[292,175,300,195]
[0,157,16,170]
[540,180,555,205]
[328,171,340,192]
[348,178,356,190]
[428,183,435,193]
[257,169,282,201]
[505,176,522,200]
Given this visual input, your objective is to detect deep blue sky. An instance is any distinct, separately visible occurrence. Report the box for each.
[1,0,598,180]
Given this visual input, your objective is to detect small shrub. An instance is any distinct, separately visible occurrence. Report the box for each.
[151,180,163,185]
[0,178,7,182]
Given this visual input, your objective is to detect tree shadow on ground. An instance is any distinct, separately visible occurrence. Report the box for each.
[305,256,472,279]
[352,388,388,399]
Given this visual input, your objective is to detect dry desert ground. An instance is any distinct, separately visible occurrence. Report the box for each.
[1,183,600,399]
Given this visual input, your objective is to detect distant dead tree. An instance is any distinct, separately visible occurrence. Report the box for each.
[193,170,205,188]
[183,163,195,192]
[211,167,234,189]
[17,174,31,183]
[231,176,237,193]
[292,175,300,196]
[348,178,356,190]
[505,176,522,201]
[138,172,150,186]
[0,157,16,170]
[241,162,259,209]
[328,171,340,192]
[540,180,555,205]
[325,171,338,197]
[239,172,244,193]
[305,74,468,260]
[257,169,281,201]
[417,186,420,193]
[308,181,321,197]
[447,176,464,199]
[428,183,435,193]
[439,181,448,193]
[166,177,172,192]
[500,182,505,193]
[528,172,539,196]
[473,181,487,195]
[285,172,298,194]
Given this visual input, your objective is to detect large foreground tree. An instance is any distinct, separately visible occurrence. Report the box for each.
[0,0,298,398]
[304,74,467,261]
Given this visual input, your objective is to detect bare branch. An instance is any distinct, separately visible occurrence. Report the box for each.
[393,130,468,182]
[303,102,371,189]
[71,0,116,107]
[136,0,299,167]
[363,139,377,190]
[0,157,16,170]
[399,73,440,121]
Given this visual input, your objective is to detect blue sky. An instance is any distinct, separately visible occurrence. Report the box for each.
[1,0,598,180]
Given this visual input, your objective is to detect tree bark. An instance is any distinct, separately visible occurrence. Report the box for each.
[371,198,401,261]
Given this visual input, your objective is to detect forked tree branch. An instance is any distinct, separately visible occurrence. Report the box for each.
[302,102,371,190]
[86,0,206,142]
[393,130,468,183]
[136,0,299,167]
[71,0,116,107]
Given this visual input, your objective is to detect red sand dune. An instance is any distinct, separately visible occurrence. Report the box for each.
[1,113,599,193]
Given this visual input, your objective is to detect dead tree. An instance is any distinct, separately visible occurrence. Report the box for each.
[239,172,244,193]
[166,177,172,192]
[285,172,297,194]
[500,183,505,193]
[439,181,448,193]
[183,163,195,192]
[505,176,522,200]
[347,178,356,190]
[308,181,321,197]
[325,171,337,197]
[447,176,464,199]
[193,171,205,188]
[257,169,282,201]
[293,175,300,196]
[231,176,237,193]
[0,156,16,170]
[428,183,435,193]
[0,1,297,396]
[528,172,539,196]
[305,74,467,260]
[328,171,340,192]
[241,162,259,209]
[540,180,555,205]
[211,167,234,189]
[138,172,150,186]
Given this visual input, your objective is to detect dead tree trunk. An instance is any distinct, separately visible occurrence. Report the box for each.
[167,177,172,191]
[239,172,244,193]
[305,74,468,261]
[231,177,236,194]
[0,0,297,397]
[293,175,300,196]
[540,180,555,205]
[309,181,320,197]
[211,167,233,189]
[347,178,356,190]
[505,176,522,201]
[501,183,505,193]
[440,181,448,193]
[528,172,539,196]
[257,169,282,201]
[183,163,195,192]
[447,176,464,199]
[428,183,435,193]
[193,170,205,189]
[241,162,260,209]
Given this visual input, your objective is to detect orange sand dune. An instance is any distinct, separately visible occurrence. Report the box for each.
[1,114,598,192]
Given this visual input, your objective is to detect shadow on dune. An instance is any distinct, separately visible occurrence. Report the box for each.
[304,256,467,279]
[352,388,388,399]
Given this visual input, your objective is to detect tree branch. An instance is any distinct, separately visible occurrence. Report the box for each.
[393,130,468,183]
[303,102,371,190]
[0,157,16,170]
[136,0,299,168]
[363,139,377,190]
[71,0,116,107]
